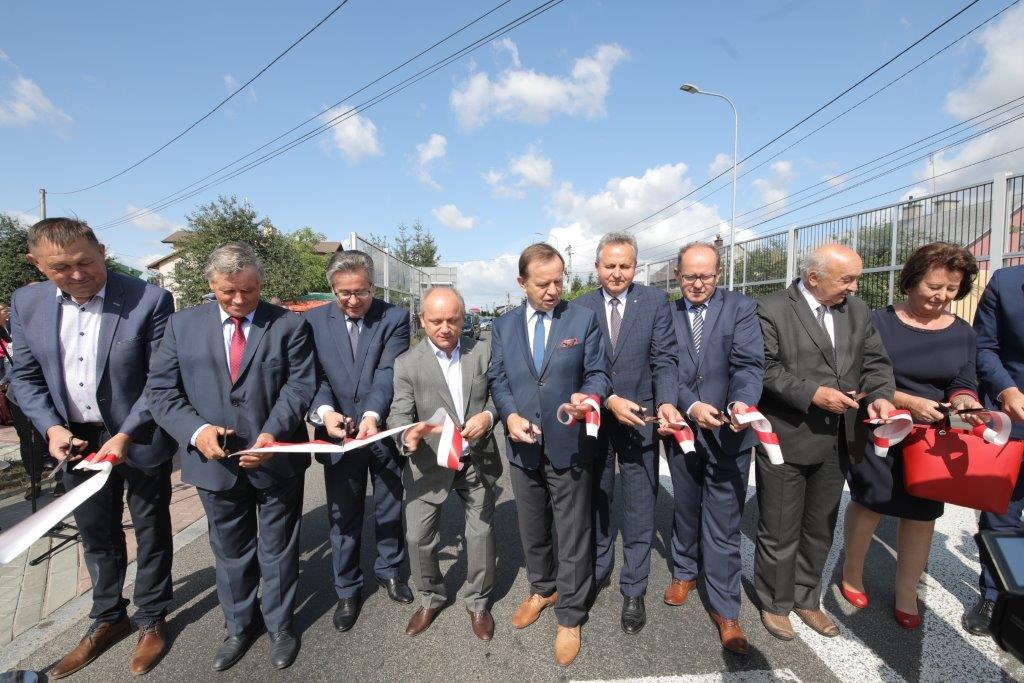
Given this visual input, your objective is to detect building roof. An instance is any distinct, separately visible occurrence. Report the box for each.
[147,252,179,269]
[161,229,190,244]
[314,241,343,254]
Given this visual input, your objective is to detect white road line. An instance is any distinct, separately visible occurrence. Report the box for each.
[572,670,802,683]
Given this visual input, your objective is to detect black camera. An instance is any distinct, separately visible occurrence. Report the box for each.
[978,530,1024,664]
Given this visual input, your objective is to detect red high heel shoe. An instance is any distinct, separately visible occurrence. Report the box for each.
[893,607,922,629]
[839,575,869,609]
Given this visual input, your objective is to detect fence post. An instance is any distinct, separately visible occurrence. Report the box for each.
[888,207,899,305]
[785,227,797,284]
[989,173,1010,271]
[383,247,391,303]
[349,232,358,250]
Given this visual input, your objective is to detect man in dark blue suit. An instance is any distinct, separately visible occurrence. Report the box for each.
[489,242,610,666]
[146,243,315,671]
[659,242,764,655]
[572,232,679,634]
[11,218,176,678]
[970,264,1024,635]
[304,250,412,632]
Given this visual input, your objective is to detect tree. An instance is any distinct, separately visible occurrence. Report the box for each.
[564,272,598,301]
[369,219,441,267]
[170,195,328,306]
[0,214,45,303]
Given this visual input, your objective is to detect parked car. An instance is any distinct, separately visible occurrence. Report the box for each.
[462,313,481,339]
[479,316,493,332]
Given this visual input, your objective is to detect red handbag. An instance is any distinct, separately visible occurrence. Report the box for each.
[900,413,1023,515]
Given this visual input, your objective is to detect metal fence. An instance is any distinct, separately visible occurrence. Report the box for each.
[349,232,430,326]
[645,172,1024,321]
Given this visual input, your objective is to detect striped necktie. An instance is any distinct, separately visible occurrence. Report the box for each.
[691,303,706,356]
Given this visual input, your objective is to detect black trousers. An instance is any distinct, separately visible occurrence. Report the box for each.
[63,423,174,626]
[510,454,593,628]
[8,396,47,479]
[754,443,847,614]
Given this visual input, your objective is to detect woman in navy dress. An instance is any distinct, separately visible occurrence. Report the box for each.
[840,243,982,629]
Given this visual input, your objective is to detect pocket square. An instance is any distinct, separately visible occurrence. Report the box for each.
[560,338,581,348]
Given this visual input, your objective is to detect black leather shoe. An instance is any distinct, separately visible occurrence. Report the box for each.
[621,595,646,634]
[377,577,414,604]
[333,597,361,631]
[212,632,256,672]
[268,630,299,669]
[963,598,995,636]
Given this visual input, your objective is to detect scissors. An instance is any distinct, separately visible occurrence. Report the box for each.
[219,427,235,456]
[44,434,86,480]
[845,390,867,402]
[631,406,661,424]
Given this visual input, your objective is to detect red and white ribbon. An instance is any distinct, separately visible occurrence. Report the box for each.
[665,421,696,454]
[732,405,784,465]
[556,394,601,438]
[971,410,1012,446]
[864,409,914,457]
[0,454,118,566]
[436,412,465,471]
[234,408,448,455]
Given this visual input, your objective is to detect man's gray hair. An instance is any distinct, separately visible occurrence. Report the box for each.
[798,248,830,278]
[204,242,265,283]
[421,285,466,315]
[595,232,638,262]
[326,249,374,287]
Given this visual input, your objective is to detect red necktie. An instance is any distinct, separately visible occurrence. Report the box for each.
[229,316,246,382]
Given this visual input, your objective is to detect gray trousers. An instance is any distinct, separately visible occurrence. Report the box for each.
[405,462,495,612]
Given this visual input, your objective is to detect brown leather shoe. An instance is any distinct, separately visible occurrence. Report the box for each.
[710,613,749,655]
[405,607,440,636]
[760,609,795,641]
[663,578,697,606]
[794,607,840,637]
[51,617,132,679]
[511,593,557,629]
[554,625,581,666]
[129,620,167,676]
[467,609,494,641]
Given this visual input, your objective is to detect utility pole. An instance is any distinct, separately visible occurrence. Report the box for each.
[566,244,573,276]
[39,188,46,220]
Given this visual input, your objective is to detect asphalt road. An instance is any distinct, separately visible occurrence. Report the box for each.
[13,432,1024,682]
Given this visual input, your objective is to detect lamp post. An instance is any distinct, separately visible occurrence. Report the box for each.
[680,83,738,290]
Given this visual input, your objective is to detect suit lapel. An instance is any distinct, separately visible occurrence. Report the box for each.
[513,307,538,380]
[40,287,68,417]
[611,285,640,363]
[696,289,724,369]
[94,274,123,383]
[674,299,697,365]
[832,301,851,376]
[539,302,566,378]
[586,291,613,361]
[421,339,458,419]
[327,305,356,379]
[206,304,231,386]
[353,302,378,377]
[233,302,269,386]
[460,337,477,418]
[787,283,837,373]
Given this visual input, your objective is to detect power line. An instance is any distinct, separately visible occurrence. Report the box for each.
[95,0,516,231]
[50,1,352,195]
[94,0,567,231]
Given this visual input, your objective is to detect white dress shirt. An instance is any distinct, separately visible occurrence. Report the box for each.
[525,303,552,353]
[190,307,255,447]
[601,287,627,326]
[311,316,380,426]
[427,339,469,456]
[797,278,835,346]
[57,286,106,423]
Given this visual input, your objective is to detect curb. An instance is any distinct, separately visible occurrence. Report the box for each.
[0,514,209,672]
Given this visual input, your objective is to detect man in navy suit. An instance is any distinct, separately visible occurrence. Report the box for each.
[304,250,412,632]
[146,243,315,671]
[572,232,680,634]
[970,264,1024,635]
[489,242,610,666]
[10,218,175,678]
[660,242,764,655]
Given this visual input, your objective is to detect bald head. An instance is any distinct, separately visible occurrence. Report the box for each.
[802,243,862,306]
[420,286,465,355]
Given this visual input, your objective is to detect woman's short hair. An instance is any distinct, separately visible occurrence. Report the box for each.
[899,242,979,301]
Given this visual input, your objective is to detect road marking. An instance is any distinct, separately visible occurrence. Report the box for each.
[573,670,803,682]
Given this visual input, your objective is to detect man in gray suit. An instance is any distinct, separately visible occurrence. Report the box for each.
[146,243,315,671]
[391,286,502,640]
[10,218,175,678]
[755,244,895,640]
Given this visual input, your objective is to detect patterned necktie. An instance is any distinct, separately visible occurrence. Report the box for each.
[228,316,246,383]
[532,312,546,373]
[348,318,361,362]
[609,297,622,349]
[691,303,706,356]
[816,305,833,346]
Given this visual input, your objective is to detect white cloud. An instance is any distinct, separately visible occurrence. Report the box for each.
[4,210,37,227]
[125,205,183,233]
[770,160,795,182]
[432,203,476,231]
[509,145,553,188]
[750,159,795,216]
[482,168,524,199]
[823,172,847,188]
[493,37,521,68]
[319,105,381,164]
[0,76,72,131]
[451,252,523,309]
[924,4,1024,189]
[708,152,733,178]
[415,133,447,189]
[224,73,257,103]
[0,50,11,66]
[450,42,628,130]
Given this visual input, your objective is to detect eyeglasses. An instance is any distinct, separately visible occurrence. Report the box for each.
[679,273,718,284]
[335,290,372,300]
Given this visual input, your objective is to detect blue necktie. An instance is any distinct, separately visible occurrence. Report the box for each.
[532,312,546,373]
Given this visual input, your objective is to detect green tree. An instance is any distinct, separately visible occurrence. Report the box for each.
[170,195,328,306]
[564,272,598,301]
[0,214,45,303]
[369,219,441,267]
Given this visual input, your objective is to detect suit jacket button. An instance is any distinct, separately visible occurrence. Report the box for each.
[538,381,544,387]
[354,397,360,403]
[231,399,241,407]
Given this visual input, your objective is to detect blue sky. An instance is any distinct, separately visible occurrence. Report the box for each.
[2,0,1023,306]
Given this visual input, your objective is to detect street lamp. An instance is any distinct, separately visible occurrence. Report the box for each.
[680,83,739,290]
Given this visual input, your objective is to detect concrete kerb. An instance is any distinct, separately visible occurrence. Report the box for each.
[0,513,209,672]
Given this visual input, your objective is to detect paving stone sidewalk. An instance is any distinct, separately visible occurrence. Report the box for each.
[0,425,204,646]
